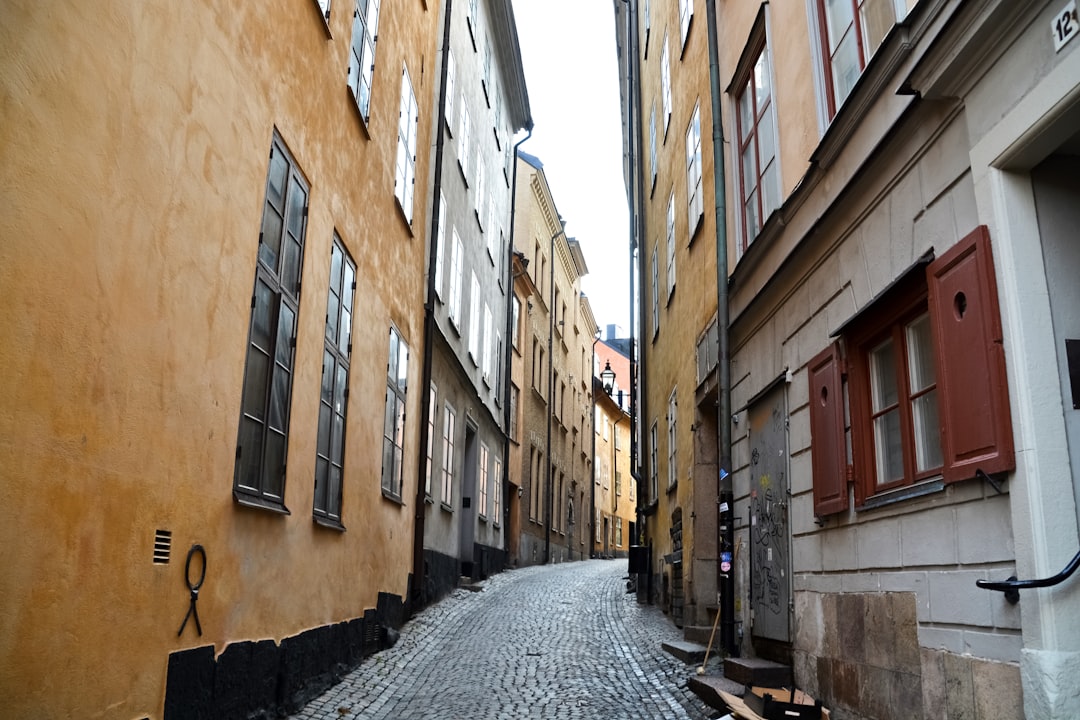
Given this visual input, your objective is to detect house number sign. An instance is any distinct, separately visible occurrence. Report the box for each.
[1053,1,1078,52]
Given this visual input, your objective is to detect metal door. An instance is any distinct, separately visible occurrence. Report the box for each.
[748,383,792,642]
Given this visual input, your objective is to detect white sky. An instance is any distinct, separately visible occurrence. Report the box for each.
[511,0,631,334]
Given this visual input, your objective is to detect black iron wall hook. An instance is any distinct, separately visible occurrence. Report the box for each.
[177,544,206,637]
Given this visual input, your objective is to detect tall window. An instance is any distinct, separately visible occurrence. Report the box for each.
[667,390,677,489]
[649,421,659,501]
[512,296,521,348]
[660,35,672,136]
[616,517,623,547]
[650,244,660,337]
[395,65,418,223]
[348,0,380,122]
[444,49,456,127]
[441,403,456,506]
[381,328,409,498]
[458,96,471,179]
[816,0,900,118]
[685,102,703,238]
[482,305,493,382]
[425,385,437,497]
[678,0,693,48]
[666,193,676,300]
[468,272,481,363]
[510,384,520,441]
[478,443,490,519]
[476,163,487,228]
[449,231,464,324]
[314,237,355,526]
[649,103,658,192]
[736,41,779,248]
[435,196,447,299]
[234,135,308,510]
[493,457,502,527]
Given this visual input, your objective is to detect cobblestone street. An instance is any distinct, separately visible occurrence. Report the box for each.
[290,560,718,720]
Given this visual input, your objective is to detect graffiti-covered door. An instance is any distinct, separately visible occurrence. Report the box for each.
[748,383,792,643]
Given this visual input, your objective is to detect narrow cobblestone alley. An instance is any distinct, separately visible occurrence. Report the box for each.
[290,560,719,720]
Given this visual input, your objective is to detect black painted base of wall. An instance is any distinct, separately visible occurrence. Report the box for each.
[470,542,508,581]
[164,592,404,719]
[419,544,509,609]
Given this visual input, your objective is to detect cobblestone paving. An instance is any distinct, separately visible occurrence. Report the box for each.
[290,559,718,720]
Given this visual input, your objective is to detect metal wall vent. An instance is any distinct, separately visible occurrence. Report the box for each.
[153,529,172,564]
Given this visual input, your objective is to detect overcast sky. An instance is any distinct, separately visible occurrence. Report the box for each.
[511,0,631,335]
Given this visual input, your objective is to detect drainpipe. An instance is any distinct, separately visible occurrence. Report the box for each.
[706,0,735,656]
[545,225,564,564]
[502,126,533,565]
[411,0,454,611]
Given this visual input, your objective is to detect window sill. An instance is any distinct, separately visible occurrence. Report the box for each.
[346,86,372,140]
[313,514,346,532]
[382,489,405,506]
[233,490,291,516]
[667,480,678,494]
[310,2,333,39]
[859,476,945,511]
[441,501,454,513]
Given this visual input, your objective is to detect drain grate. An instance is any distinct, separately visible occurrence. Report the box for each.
[153,529,172,564]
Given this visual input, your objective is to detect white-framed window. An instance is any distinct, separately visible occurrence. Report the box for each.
[510,384,520,441]
[493,457,502,527]
[595,508,602,542]
[394,64,418,223]
[468,272,480,363]
[482,304,494,381]
[666,193,676,300]
[678,0,693,48]
[434,195,446,299]
[458,96,471,179]
[444,49,456,127]
[476,164,487,230]
[661,34,672,137]
[441,403,456,506]
[735,39,779,249]
[650,243,660,337]
[425,384,437,497]
[494,333,503,404]
[685,102,703,238]
[478,442,490,519]
[316,0,331,21]
[649,102,658,193]
[667,389,677,489]
[649,420,659,501]
[381,327,409,499]
[512,296,521,349]
[347,0,381,122]
[449,230,464,325]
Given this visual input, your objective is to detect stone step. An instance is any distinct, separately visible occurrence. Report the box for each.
[683,624,719,646]
[687,673,745,715]
[660,640,708,664]
[723,656,793,687]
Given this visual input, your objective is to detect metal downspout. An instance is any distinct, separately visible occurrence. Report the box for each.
[544,226,563,564]
[411,0,454,611]
[502,127,533,565]
[705,0,735,655]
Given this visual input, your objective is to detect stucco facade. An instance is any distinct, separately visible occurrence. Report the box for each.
[1,0,440,716]
[618,0,1080,717]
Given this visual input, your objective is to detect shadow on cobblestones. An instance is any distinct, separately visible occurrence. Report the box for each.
[290,560,719,720]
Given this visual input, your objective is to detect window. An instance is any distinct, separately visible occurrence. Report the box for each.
[458,97,471,179]
[678,0,693,48]
[394,65,418,223]
[735,40,779,249]
[615,469,622,496]
[468,272,480,363]
[476,163,486,228]
[444,50,456,127]
[348,0,381,122]
[482,304,493,382]
[425,385,437,497]
[649,103,658,193]
[595,508,602,542]
[666,193,676,300]
[493,457,502,526]
[234,135,308,511]
[381,327,409,499]
[809,227,1014,514]
[815,0,899,118]
[510,384,520,441]
[512,296,521,349]
[643,0,652,57]
[651,244,660,338]
[494,333,503,403]
[649,421,659,501]
[441,403,457,506]
[478,443,489,519]
[316,0,331,21]
[467,0,479,44]
[616,517,623,547]
[449,230,464,325]
[667,390,677,489]
[685,102,703,238]
[314,237,355,526]
[434,195,446,299]
[660,35,672,136]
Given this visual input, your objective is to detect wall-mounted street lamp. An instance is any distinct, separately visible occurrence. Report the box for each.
[601,360,615,397]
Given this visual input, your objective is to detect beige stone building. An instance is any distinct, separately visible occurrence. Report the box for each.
[511,152,599,565]
[618,0,1080,717]
[0,0,440,715]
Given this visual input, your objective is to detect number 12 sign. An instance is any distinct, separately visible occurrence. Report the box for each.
[1053,1,1079,52]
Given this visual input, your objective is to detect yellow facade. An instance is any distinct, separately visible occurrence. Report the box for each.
[0,0,439,715]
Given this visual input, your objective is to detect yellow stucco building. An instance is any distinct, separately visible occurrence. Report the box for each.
[1,0,440,715]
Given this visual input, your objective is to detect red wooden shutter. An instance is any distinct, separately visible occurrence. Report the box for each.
[927,226,1014,483]
[809,343,849,515]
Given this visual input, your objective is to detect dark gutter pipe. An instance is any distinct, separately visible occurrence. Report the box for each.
[706,0,735,655]
[544,224,564,564]
[411,0,454,612]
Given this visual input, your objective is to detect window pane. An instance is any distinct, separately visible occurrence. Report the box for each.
[267,151,288,211]
[738,85,753,142]
[242,348,269,420]
[321,351,334,404]
[860,0,896,58]
[331,412,344,464]
[869,337,898,411]
[318,402,332,456]
[387,330,399,380]
[269,362,290,433]
[824,0,855,53]
[873,407,903,485]
[330,245,343,297]
[263,430,286,498]
[912,388,943,472]
[286,180,306,242]
[831,28,861,107]
[314,456,329,510]
[328,465,342,517]
[741,145,757,200]
[326,288,340,343]
[744,191,760,239]
[275,303,296,369]
[335,363,348,414]
[754,50,771,113]
[252,280,275,351]
[761,160,779,220]
[757,108,775,176]
[339,307,352,355]
[341,261,355,311]
[259,207,283,271]
[906,313,936,392]
[397,341,409,392]
[281,238,301,297]
[237,417,264,491]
